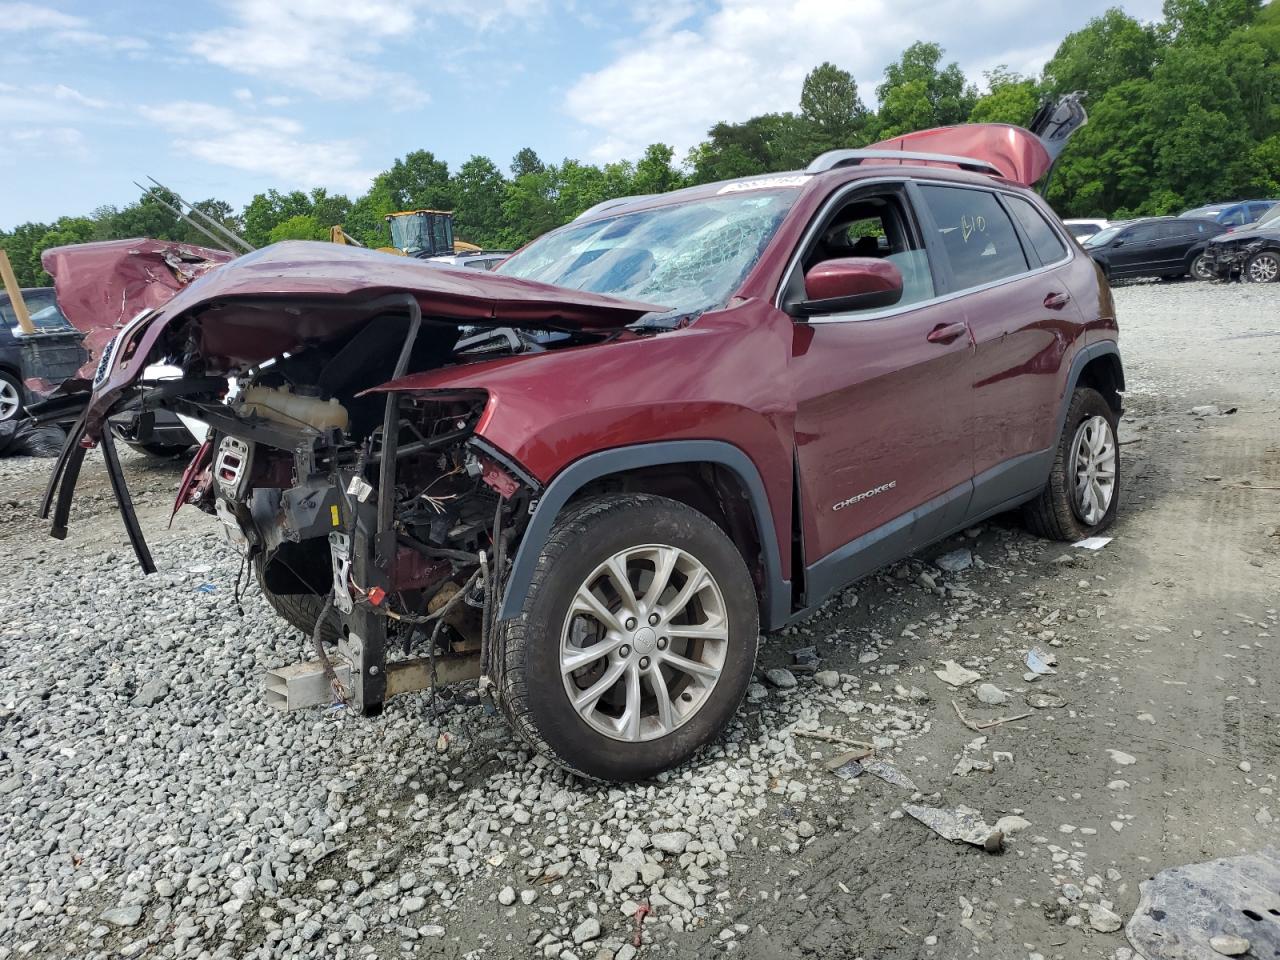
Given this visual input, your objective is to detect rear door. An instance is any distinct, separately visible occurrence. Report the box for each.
[1109,222,1162,276]
[785,180,975,597]
[918,185,1081,511]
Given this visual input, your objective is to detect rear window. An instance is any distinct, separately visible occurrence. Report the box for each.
[918,185,1029,290]
[1006,196,1067,265]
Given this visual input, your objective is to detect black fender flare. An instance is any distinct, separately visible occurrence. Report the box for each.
[498,440,791,629]
[1055,340,1123,441]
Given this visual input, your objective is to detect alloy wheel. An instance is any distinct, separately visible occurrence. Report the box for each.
[0,378,20,421]
[1191,255,1214,281]
[1069,415,1117,526]
[560,543,729,742]
[1247,252,1279,283]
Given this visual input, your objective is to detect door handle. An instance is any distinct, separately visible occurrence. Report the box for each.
[926,321,967,344]
[1044,291,1072,310]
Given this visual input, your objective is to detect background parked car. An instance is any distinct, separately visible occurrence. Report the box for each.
[1063,218,1110,240]
[0,287,75,422]
[1179,199,1278,228]
[1084,216,1226,281]
[1201,203,1280,282]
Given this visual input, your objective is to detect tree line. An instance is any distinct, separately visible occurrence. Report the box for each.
[3,0,1277,288]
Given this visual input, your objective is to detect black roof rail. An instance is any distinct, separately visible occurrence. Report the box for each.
[806,149,1003,177]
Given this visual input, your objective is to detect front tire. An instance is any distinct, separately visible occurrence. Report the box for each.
[495,494,759,782]
[254,556,340,643]
[1023,387,1120,541]
[0,371,23,422]
[1245,250,1280,283]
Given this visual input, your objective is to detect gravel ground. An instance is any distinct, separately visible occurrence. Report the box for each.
[1,280,1278,960]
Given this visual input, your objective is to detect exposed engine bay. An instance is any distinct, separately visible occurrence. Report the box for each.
[161,318,556,712]
[40,241,670,715]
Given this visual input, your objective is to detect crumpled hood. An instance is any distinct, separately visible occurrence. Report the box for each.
[78,240,669,436]
[151,241,668,340]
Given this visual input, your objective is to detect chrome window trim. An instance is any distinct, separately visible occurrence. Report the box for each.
[775,177,1076,326]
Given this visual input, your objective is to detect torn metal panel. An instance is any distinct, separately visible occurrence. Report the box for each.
[40,238,234,379]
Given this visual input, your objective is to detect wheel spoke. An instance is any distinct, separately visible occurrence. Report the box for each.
[647,666,674,733]
[660,649,721,680]
[665,618,729,642]
[561,635,624,675]
[641,546,679,612]
[571,658,628,716]
[618,663,642,740]
[571,585,623,633]
[604,555,639,617]
[659,566,708,621]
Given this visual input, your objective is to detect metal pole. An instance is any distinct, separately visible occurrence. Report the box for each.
[0,249,36,334]
[133,184,237,253]
[146,176,255,253]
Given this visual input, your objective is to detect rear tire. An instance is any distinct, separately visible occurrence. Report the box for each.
[254,556,340,643]
[1023,387,1120,541]
[494,494,759,782]
[1190,253,1214,281]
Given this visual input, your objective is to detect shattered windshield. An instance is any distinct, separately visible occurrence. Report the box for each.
[495,190,798,327]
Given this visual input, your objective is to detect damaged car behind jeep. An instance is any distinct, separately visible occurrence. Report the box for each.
[43,96,1124,782]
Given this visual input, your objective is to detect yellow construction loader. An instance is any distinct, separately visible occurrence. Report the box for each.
[330,209,482,258]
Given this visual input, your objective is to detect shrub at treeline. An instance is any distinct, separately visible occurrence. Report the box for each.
[4,0,1278,287]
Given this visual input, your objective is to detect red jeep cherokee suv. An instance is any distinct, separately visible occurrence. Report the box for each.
[45,99,1121,781]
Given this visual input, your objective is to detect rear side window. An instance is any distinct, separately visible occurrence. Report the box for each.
[1005,196,1067,264]
[918,185,1029,290]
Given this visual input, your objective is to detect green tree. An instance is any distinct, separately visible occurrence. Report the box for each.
[452,155,508,247]
[969,68,1041,125]
[875,42,977,136]
[510,147,545,179]
[384,150,453,211]
[1042,9,1158,98]
[799,62,870,149]
[267,214,327,243]
[632,143,684,195]
[242,189,313,247]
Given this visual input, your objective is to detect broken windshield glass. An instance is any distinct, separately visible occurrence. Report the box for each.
[495,191,797,326]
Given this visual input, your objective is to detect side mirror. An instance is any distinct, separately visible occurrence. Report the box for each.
[1111,238,1125,247]
[789,257,904,316]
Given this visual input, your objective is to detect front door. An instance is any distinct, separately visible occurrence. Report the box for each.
[785,183,974,600]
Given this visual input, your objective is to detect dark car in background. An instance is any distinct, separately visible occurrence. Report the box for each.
[1200,203,1280,282]
[1180,200,1278,228]
[1084,216,1227,281]
[0,287,75,422]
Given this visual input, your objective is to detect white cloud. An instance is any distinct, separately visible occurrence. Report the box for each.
[140,100,374,195]
[190,0,428,104]
[0,2,82,32]
[565,0,1074,160]
[190,0,550,103]
[0,3,146,51]
[0,83,111,123]
[0,125,88,164]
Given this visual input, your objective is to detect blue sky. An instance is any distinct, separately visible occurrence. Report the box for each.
[1,0,1165,230]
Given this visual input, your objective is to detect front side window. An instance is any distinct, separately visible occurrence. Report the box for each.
[496,189,798,327]
[783,189,936,316]
[1127,223,1161,242]
[918,185,1029,290]
[1006,195,1067,265]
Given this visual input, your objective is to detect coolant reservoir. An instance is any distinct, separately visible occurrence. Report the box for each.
[238,385,350,432]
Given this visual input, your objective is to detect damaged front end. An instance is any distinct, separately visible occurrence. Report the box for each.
[42,241,665,716]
